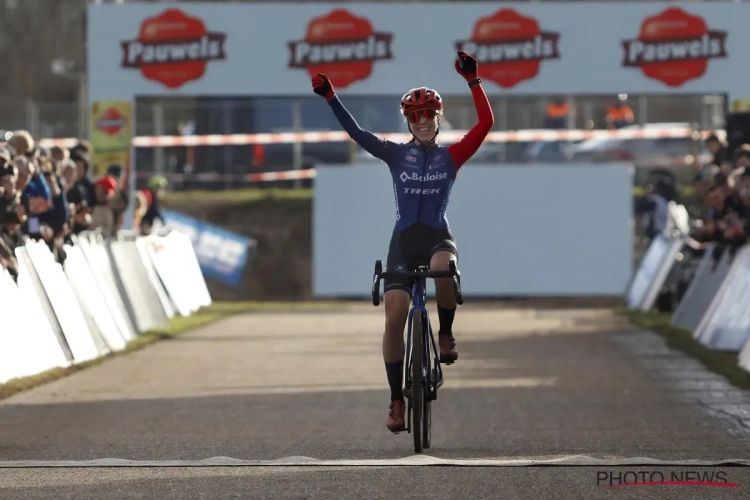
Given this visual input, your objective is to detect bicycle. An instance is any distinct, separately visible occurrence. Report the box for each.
[371,259,463,453]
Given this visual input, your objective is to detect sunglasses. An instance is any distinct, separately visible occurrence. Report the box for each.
[407,109,437,124]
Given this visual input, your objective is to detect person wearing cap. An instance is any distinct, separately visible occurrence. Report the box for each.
[90,175,118,236]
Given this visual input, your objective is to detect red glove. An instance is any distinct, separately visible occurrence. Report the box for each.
[311,73,335,100]
[454,50,478,82]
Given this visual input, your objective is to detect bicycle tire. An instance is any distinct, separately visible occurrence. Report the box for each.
[423,392,432,449]
[411,311,424,454]
[423,316,432,449]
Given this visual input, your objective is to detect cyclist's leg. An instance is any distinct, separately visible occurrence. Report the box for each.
[384,231,411,431]
[430,232,459,363]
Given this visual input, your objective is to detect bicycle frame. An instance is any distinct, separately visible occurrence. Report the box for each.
[404,274,444,401]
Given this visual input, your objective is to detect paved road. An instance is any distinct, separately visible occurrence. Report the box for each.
[2,304,750,499]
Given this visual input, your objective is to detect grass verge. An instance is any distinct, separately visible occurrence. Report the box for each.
[0,300,342,401]
[617,307,750,390]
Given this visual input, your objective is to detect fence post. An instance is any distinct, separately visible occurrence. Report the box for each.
[78,76,89,139]
[25,99,40,139]
[153,102,165,175]
[292,100,302,189]
[638,95,648,126]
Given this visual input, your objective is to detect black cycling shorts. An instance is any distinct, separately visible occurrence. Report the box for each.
[385,222,458,295]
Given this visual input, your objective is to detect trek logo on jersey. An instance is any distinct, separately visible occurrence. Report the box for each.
[403,188,442,195]
[408,148,420,155]
[288,9,394,89]
[621,7,727,87]
[121,9,227,89]
[399,171,448,183]
[455,8,560,88]
[405,155,417,162]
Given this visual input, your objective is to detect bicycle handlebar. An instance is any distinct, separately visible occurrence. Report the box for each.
[371,260,464,306]
[377,269,457,279]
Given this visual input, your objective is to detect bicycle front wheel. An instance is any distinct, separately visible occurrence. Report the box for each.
[411,311,424,454]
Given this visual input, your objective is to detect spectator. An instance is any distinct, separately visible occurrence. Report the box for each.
[39,156,70,263]
[134,190,149,229]
[605,96,634,130]
[19,154,53,241]
[106,164,129,233]
[692,163,720,205]
[70,151,96,209]
[140,175,168,235]
[0,156,21,280]
[90,175,118,236]
[641,182,670,242]
[5,130,34,157]
[544,97,571,130]
[706,133,729,170]
[733,144,750,171]
[70,140,93,159]
[49,146,70,166]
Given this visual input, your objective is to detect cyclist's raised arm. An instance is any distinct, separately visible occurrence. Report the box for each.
[446,51,495,171]
[312,74,396,163]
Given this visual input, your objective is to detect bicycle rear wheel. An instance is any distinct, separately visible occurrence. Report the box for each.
[411,311,424,454]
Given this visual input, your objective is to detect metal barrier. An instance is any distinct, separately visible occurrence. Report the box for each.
[627,238,750,373]
[0,229,212,385]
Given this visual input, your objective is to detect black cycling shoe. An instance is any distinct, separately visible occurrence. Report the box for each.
[439,332,458,364]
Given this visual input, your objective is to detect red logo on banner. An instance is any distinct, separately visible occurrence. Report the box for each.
[97,108,125,136]
[121,9,227,89]
[455,9,560,88]
[621,7,727,87]
[288,9,394,89]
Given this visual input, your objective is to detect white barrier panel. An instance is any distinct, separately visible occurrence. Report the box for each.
[24,241,101,363]
[626,236,671,309]
[0,232,211,385]
[135,238,176,320]
[143,232,212,316]
[695,246,750,351]
[0,266,68,384]
[74,239,139,344]
[77,237,139,341]
[670,244,730,332]
[63,245,128,352]
[168,231,213,310]
[109,241,170,333]
[313,164,633,297]
[638,237,687,313]
[0,270,68,384]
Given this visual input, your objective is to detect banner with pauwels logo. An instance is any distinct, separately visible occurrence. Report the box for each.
[90,100,132,177]
[87,2,750,102]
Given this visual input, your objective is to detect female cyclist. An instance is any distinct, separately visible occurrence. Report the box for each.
[311,50,494,433]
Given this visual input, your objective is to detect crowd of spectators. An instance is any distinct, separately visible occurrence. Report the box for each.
[0,130,165,282]
[687,135,750,250]
[640,132,750,251]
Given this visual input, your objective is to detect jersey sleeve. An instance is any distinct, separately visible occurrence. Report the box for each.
[327,96,398,164]
[447,83,495,171]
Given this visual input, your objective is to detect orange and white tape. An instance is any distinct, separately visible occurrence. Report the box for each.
[136,168,316,183]
[1,125,716,150]
[134,154,704,185]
